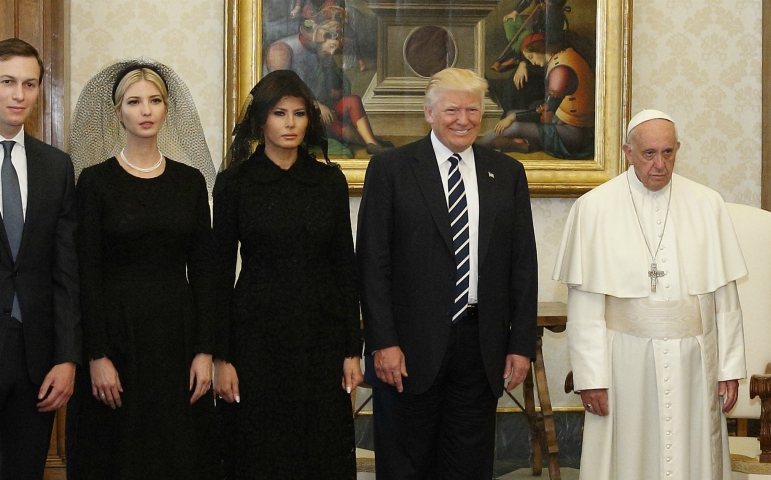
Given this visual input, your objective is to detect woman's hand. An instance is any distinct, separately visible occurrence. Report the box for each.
[189,353,213,404]
[494,114,517,135]
[90,357,123,409]
[341,357,364,394]
[214,360,240,403]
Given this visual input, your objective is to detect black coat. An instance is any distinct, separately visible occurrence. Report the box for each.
[357,135,538,397]
[0,133,81,384]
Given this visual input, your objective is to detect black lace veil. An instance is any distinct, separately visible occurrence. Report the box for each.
[223,69,329,170]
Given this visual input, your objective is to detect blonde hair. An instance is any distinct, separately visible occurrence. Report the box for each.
[112,68,169,111]
[424,68,488,113]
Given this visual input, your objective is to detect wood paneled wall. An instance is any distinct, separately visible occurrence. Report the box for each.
[0,0,68,149]
[1,1,68,478]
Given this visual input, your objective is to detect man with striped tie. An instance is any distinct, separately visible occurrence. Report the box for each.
[357,67,538,479]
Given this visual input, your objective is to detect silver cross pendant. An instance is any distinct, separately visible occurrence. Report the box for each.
[648,262,666,292]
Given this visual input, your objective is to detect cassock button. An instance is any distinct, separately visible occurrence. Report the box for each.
[665,390,670,395]
[662,259,667,263]
[663,350,669,354]
[666,444,672,449]
[666,431,672,436]
[665,403,671,408]
[666,472,672,476]
[657,220,661,225]
[656,207,660,212]
[664,363,670,368]
[663,337,668,341]
[666,457,672,462]
[666,417,671,422]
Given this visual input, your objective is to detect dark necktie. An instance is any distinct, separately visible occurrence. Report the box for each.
[2,140,23,321]
[447,153,469,323]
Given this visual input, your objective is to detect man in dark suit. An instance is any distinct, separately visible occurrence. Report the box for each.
[0,38,80,479]
[357,68,538,479]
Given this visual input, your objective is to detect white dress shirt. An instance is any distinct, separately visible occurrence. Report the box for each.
[0,126,29,219]
[430,131,479,304]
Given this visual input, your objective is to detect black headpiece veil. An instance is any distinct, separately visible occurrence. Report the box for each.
[70,58,216,190]
[222,69,329,170]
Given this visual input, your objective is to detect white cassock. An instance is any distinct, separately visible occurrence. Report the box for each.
[553,168,748,480]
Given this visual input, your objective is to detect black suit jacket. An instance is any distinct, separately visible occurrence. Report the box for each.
[0,133,81,385]
[357,136,538,397]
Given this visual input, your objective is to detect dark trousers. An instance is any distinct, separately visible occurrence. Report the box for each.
[0,317,56,480]
[370,321,498,480]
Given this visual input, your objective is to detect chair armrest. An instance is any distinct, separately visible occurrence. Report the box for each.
[750,373,771,463]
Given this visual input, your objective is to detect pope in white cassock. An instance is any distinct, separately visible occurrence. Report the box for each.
[553,109,747,480]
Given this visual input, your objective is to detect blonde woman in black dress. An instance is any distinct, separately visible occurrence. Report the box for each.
[66,60,219,479]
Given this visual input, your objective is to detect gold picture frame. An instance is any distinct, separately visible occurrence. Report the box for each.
[225,0,632,197]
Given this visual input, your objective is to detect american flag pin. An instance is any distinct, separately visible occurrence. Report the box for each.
[488,172,494,178]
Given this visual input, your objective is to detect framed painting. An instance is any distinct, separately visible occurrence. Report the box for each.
[225,0,632,196]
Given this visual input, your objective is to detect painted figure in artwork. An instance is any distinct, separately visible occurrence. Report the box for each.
[265,2,391,155]
[483,0,597,160]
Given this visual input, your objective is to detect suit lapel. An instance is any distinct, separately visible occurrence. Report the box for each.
[17,133,43,262]
[0,210,11,261]
[474,146,498,270]
[410,137,454,253]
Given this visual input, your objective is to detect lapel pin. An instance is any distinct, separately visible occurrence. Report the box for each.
[488,172,494,178]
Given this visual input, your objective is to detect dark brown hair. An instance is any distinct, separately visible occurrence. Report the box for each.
[0,38,44,82]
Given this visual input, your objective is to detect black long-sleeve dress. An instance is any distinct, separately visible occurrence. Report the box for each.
[213,146,360,479]
[66,158,219,479]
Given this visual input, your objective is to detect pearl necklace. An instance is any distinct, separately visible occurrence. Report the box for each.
[119,148,164,173]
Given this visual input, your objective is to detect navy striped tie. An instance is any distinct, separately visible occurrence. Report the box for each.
[447,153,469,323]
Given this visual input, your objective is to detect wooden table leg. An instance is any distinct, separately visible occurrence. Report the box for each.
[522,364,542,475]
[533,332,561,479]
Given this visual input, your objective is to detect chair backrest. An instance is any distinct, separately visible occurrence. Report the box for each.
[726,202,771,418]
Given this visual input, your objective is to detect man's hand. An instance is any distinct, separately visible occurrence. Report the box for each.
[579,388,609,416]
[719,380,739,413]
[503,9,519,21]
[37,362,76,412]
[504,354,530,391]
[342,357,364,394]
[374,346,408,392]
[513,61,529,90]
[319,104,334,125]
[494,114,516,135]
[213,360,240,403]
[189,353,213,405]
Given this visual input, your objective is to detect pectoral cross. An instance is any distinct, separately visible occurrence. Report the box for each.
[648,262,666,292]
